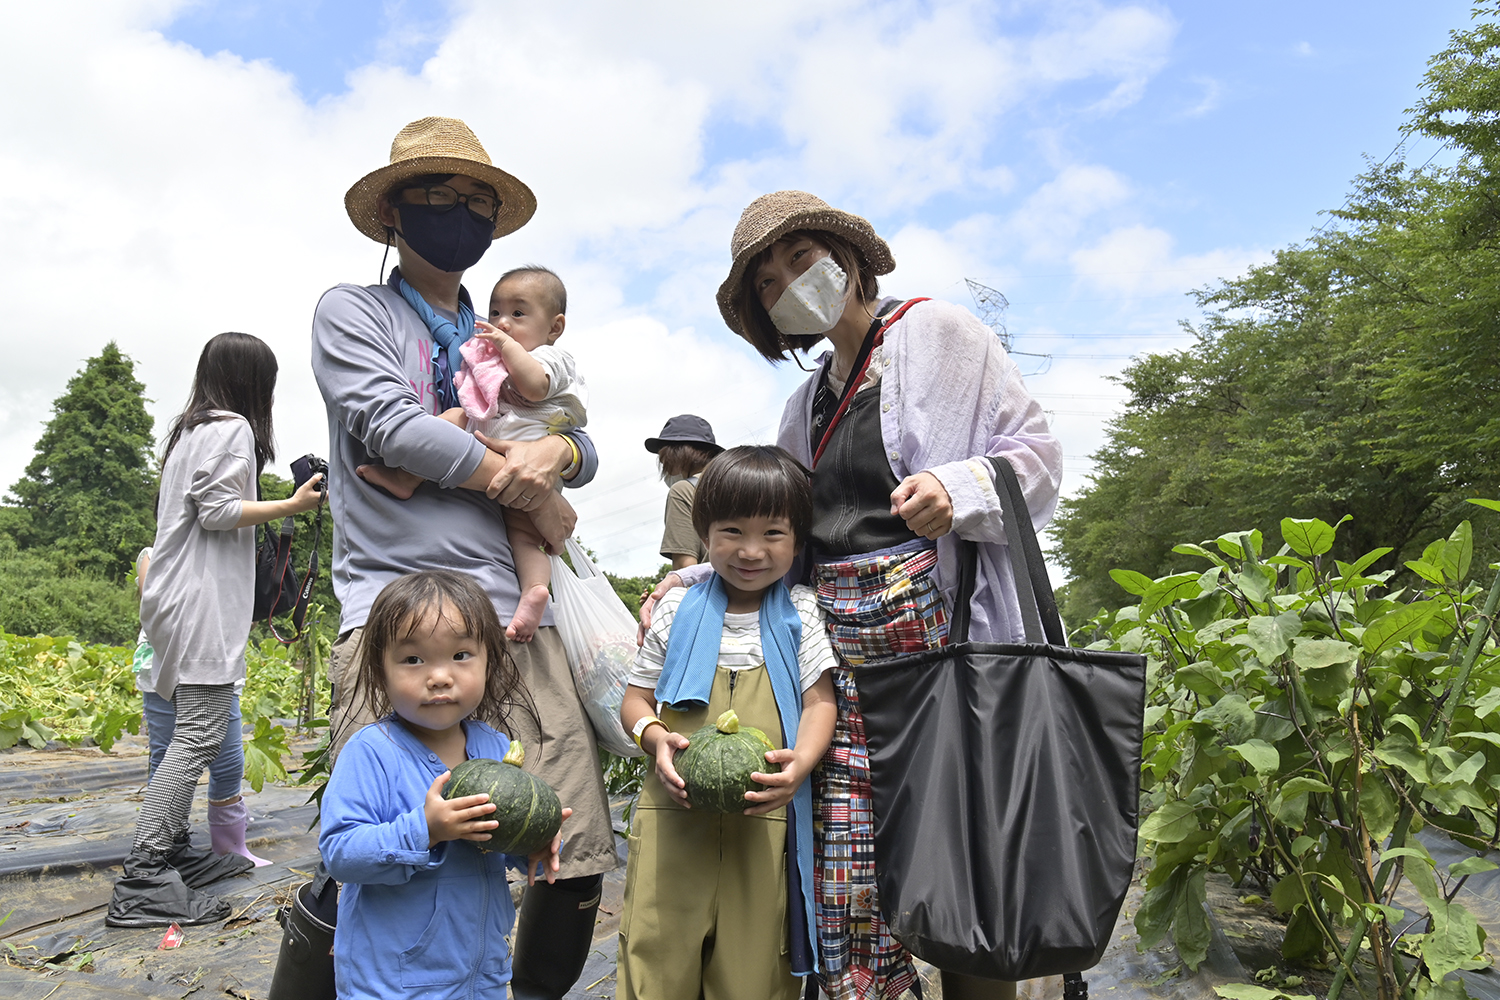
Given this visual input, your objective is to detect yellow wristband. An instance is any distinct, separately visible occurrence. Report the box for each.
[631,716,666,749]
[560,434,582,480]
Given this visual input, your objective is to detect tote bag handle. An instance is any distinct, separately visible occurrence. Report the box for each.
[949,457,1066,646]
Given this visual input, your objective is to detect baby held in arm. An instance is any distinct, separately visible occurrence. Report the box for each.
[359,267,588,642]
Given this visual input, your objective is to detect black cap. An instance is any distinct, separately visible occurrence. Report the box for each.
[645,414,723,455]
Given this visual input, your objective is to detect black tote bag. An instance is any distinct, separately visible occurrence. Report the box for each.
[852,457,1146,981]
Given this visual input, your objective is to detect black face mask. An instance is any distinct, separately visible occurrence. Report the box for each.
[393,203,495,273]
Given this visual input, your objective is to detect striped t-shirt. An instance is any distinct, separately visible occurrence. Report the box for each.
[630,584,836,694]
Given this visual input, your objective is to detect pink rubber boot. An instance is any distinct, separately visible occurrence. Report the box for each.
[209,798,272,867]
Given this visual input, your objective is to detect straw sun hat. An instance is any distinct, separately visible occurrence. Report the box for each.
[715,190,895,337]
[344,117,537,243]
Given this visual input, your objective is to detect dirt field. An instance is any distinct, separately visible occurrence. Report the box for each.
[5,735,1500,999]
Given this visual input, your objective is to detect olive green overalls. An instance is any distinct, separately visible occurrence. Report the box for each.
[617,663,802,1000]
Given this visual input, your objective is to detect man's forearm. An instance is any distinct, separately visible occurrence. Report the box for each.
[456,435,571,493]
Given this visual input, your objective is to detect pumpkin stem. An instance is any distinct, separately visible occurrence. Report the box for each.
[714,709,741,734]
[502,741,526,767]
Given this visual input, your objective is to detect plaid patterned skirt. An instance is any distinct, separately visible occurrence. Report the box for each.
[812,544,947,1000]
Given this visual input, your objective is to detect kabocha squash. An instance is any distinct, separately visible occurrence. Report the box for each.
[675,709,779,813]
[443,742,562,855]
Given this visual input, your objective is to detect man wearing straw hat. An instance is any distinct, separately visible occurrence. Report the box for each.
[297,117,615,1000]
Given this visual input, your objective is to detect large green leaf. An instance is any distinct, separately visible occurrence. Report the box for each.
[1230,739,1280,776]
[1173,867,1210,971]
[1233,611,1302,664]
[1340,547,1394,580]
[1422,898,1487,982]
[1375,734,1430,784]
[243,715,290,793]
[1362,600,1439,654]
[1281,776,1334,796]
[1176,661,1226,700]
[1195,694,1256,745]
[1281,906,1324,961]
[1110,568,1154,596]
[1290,637,1358,670]
[1140,800,1201,844]
[1470,688,1500,720]
[1429,749,1486,788]
[1405,559,1446,586]
[1141,573,1204,619]
[1359,781,1396,842]
[1441,520,1474,585]
[1450,857,1499,878]
[1281,517,1336,557]
[1232,567,1272,605]
[1136,866,1185,948]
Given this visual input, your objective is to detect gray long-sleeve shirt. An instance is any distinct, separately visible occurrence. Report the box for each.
[140,413,256,700]
[311,276,597,633]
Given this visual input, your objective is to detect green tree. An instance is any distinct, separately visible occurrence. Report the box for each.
[6,342,157,579]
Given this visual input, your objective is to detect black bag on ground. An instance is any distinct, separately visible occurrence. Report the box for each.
[853,457,1146,981]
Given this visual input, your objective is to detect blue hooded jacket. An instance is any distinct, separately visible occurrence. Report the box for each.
[320,718,526,999]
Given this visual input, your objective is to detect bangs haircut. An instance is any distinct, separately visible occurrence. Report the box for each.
[692,445,812,543]
[656,442,719,479]
[350,570,530,734]
[733,229,880,364]
[496,265,567,317]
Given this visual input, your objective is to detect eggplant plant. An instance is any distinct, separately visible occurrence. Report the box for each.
[1087,501,1500,1000]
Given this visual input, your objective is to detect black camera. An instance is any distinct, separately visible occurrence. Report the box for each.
[291,454,329,493]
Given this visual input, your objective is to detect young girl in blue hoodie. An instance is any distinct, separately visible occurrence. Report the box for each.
[319,570,568,1000]
[619,445,838,1000]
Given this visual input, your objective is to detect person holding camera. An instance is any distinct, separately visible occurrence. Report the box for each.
[306,117,615,1000]
[107,332,326,928]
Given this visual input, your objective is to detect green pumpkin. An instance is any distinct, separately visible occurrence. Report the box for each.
[443,742,562,855]
[674,709,779,813]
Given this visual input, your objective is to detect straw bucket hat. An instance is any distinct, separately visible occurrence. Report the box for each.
[715,190,895,336]
[344,117,537,243]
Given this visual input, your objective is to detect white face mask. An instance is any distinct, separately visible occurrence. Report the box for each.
[768,255,849,336]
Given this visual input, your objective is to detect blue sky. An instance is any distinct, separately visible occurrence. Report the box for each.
[0,0,1475,574]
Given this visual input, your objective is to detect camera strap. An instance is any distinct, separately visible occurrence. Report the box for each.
[264,499,324,646]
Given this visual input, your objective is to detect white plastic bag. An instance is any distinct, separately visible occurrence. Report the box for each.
[549,538,644,758]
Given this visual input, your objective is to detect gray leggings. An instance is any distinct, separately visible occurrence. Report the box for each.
[131,683,235,856]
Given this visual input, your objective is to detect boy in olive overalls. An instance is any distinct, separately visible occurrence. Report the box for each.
[619,446,838,1000]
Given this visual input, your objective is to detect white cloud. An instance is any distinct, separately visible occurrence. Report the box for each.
[1069,224,1268,298]
[0,0,1224,574]
[1009,165,1133,259]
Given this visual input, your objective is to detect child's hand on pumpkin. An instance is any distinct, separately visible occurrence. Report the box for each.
[651,730,693,808]
[744,748,806,816]
[524,806,573,886]
[424,770,499,848]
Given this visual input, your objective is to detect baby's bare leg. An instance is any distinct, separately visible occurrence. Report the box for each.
[355,410,467,500]
[504,507,552,643]
[528,490,574,550]
[356,463,424,500]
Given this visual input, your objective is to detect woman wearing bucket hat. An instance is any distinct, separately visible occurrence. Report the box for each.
[296,117,615,1000]
[645,191,1063,1000]
[644,414,723,569]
